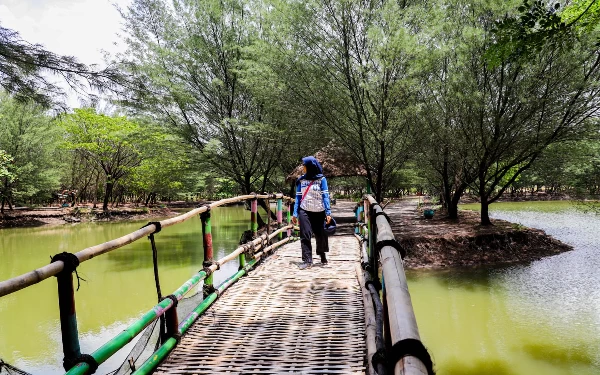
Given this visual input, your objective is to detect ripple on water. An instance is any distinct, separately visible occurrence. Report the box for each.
[410,207,600,374]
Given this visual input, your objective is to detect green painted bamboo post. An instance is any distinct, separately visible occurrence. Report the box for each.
[200,210,213,298]
[56,269,81,371]
[355,205,362,235]
[277,197,283,240]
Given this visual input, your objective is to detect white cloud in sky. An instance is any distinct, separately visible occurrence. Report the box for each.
[0,0,133,107]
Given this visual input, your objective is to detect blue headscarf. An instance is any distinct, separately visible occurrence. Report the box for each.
[298,156,324,181]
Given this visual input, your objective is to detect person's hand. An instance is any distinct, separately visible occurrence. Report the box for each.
[292,216,298,225]
[326,215,332,224]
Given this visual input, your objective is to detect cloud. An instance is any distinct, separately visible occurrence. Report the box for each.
[1,0,131,65]
[0,0,132,107]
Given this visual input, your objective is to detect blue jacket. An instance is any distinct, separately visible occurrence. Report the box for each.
[293,156,331,217]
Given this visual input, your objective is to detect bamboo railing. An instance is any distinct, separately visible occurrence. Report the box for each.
[356,195,434,375]
[0,194,292,298]
[0,193,295,375]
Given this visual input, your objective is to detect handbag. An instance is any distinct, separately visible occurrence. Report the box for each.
[324,216,336,235]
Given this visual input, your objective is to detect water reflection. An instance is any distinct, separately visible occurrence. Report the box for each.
[408,206,600,375]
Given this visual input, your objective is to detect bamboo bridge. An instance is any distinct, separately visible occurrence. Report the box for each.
[0,195,434,375]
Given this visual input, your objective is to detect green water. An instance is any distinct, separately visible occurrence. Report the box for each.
[0,205,253,374]
[408,201,600,374]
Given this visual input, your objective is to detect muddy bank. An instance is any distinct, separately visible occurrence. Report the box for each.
[383,201,573,269]
[0,205,183,229]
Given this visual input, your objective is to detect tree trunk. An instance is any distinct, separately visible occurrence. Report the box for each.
[103,181,113,211]
[480,197,492,226]
[447,184,466,220]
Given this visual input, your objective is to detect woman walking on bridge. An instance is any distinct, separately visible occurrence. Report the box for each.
[292,156,332,269]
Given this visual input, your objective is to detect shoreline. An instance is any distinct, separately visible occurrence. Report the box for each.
[0,205,187,229]
[383,200,573,270]
[2,200,574,271]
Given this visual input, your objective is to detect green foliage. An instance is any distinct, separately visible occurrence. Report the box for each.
[0,150,13,181]
[60,108,143,210]
[118,0,288,194]
[0,93,62,207]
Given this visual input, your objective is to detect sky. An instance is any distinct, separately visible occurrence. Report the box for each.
[0,0,132,107]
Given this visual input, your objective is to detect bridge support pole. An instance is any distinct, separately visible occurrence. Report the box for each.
[201,210,214,298]
[287,202,292,237]
[277,197,283,240]
[56,271,82,370]
[266,197,272,239]
[367,202,377,281]
[250,197,258,237]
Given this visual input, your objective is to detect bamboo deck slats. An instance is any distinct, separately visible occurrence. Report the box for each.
[155,236,366,375]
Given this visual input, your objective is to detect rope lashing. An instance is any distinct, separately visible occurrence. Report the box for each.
[202,260,220,270]
[373,211,392,223]
[200,208,211,220]
[365,279,382,291]
[50,252,85,291]
[371,348,387,374]
[361,261,371,272]
[64,354,99,374]
[387,338,435,375]
[375,238,406,259]
[162,294,179,309]
[141,221,162,235]
[171,332,182,345]
[201,260,220,276]
[141,222,163,301]
[242,243,255,258]
[203,283,219,296]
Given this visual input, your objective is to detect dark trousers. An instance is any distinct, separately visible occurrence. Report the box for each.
[298,208,329,263]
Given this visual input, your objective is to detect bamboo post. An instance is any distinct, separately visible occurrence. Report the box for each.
[238,247,247,270]
[266,197,272,238]
[367,201,378,280]
[250,197,258,237]
[65,226,294,375]
[287,202,292,237]
[277,197,283,240]
[56,271,81,371]
[200,210,213,298]
[355,205,360,235]
[356,264,377,375]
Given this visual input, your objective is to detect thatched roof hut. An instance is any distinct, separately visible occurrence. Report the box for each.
[286,143,367,182]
